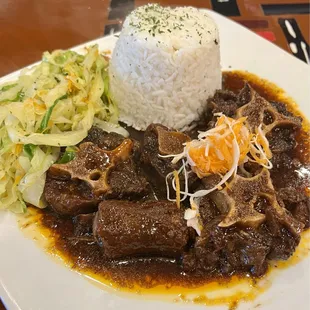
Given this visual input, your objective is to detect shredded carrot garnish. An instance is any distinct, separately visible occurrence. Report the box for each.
[173,170,181,209]
[14,175,23,186]
[186,115,272,178]
[67,79,74,93]
[14,144,23,156]
[187,115,251,178]
[249,124,273,169]
[163,114,274,235]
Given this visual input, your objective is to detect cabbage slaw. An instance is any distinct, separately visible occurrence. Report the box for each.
[0,45,126,213]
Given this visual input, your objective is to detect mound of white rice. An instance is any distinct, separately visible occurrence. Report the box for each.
[109,4,221,131]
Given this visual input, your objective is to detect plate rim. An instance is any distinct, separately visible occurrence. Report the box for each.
[0,8,309,310]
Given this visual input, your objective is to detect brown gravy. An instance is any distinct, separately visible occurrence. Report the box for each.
[19,70,310,308]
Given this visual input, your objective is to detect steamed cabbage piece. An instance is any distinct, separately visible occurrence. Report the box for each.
[0,45,125,213]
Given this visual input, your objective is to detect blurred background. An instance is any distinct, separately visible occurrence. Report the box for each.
[0,0,309,78]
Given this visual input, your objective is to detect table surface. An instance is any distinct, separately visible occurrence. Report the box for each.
[0,0,309,78]
[0,0,309,308]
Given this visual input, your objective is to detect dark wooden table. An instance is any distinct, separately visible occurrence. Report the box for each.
[0,0,309,79]
[0,0,309,308]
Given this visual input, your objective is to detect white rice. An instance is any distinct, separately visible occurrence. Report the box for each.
[109,4,221,131]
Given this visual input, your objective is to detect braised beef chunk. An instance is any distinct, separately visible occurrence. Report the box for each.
[93,200,189,259]
[184,171,304,276]
[44,131,149,216]
[201,174,222,190]
[235,84,302,154]
[82,127,125,150]
[207,90,239,118]
[209,169,283,229]
[183,218,223,274]
[292,199,310,228]
[277,187,307,204]
[49,141,136,195]
[271,152,301,172]
[44,175,99,216]
[199,196,221,225]
[183,218,271,277]
[270,153,306,190]
[270,101,302,121]
[41,75,310,284]
[265,206,300,260]
[142,124,198,197]
[183,204,301,276]
[83,126,142,162]
[236,84,301,130]
[270,152,309,227]
[237,83,253,107]
[142,124,189,177]
[267,125,298,153]
[107,159,149,199]
[276,187,310,228]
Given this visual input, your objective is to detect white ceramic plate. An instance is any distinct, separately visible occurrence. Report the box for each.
[0,9,310,310]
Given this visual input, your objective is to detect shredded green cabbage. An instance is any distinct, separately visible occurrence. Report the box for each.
[0,45,125,212]
[57,146,78,164]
